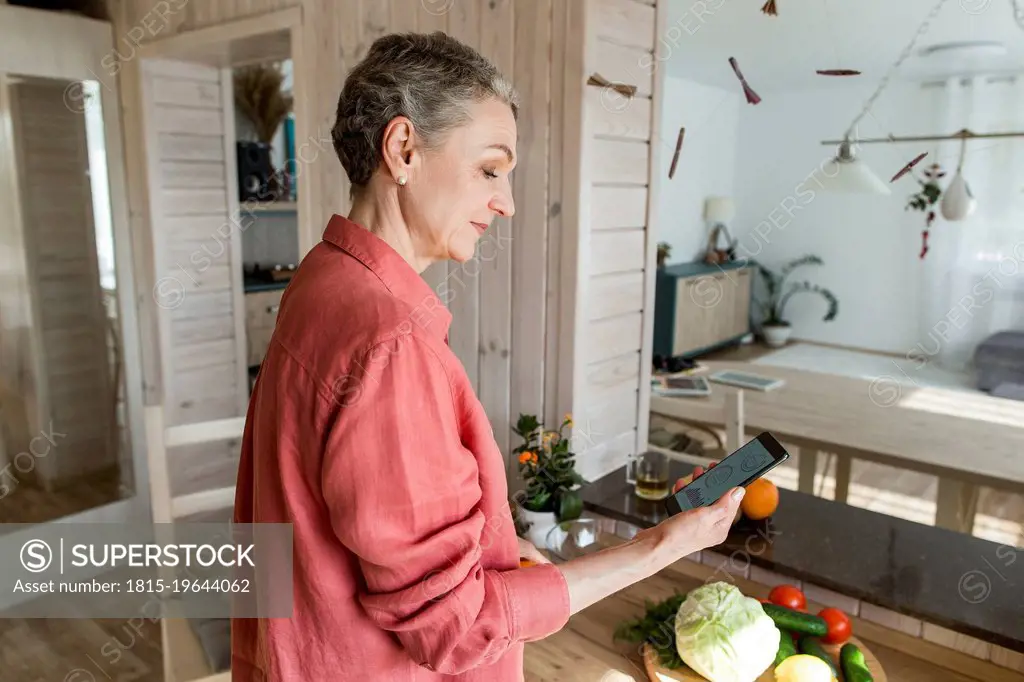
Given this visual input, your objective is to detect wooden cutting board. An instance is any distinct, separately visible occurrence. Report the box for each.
[642,636,886,682]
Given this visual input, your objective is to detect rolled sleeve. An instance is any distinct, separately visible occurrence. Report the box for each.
[321,331,568,674]
[496,562,571,642]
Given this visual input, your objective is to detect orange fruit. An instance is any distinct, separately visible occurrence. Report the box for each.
[741,479,779,520]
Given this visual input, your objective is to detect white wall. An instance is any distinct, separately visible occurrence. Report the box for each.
[656,75,741,264]
[728,82,942,354]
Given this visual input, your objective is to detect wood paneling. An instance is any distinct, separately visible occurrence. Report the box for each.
[591,138,650,185]
[587,89,652,140]
[566,0,661,477]
[592,186,648,229]
[114,0,664,494]
[591,229,645,275]
[141,60,246,427]
[587,352,642,393]
[445,0,482,394]
[478,0,515,460]
[587,312,643,365]
[8,78,116,487]
[509,0,552,478]
[591,41,654,97]
[593,0,657,50]
[589,271,645,320]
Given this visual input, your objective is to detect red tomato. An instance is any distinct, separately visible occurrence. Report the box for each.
[819,607,852,644]
[768,585,806,611]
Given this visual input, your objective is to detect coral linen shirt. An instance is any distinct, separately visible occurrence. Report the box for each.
[231,215,570,681]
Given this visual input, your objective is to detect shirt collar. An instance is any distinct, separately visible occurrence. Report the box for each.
[322,214,452,343]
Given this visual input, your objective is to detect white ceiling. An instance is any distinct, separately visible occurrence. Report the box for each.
[664,0,1024,92]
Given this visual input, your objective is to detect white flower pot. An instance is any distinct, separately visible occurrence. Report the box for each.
[516,501,558,550]
[762,324,792,348]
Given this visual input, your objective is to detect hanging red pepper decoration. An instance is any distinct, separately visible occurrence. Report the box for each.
[761,0,777,16]
[920,229,930,260]
[729,57,762,105]
[891,152,928,183]
[668,127,686,180]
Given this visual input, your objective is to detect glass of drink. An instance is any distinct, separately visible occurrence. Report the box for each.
[633,450,671,500]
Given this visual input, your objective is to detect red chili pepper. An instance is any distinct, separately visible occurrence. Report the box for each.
[729,57,762,105]
[891,152,928,183]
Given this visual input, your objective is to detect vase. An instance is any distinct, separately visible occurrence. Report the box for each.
[516,500,559,550]
[762,324,792,348]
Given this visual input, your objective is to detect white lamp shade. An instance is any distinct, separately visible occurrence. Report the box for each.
[818,156,892,195]
[704,196,736,222]
[940,170,976,221]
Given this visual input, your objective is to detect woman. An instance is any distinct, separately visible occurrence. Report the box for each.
[231,31,744,681]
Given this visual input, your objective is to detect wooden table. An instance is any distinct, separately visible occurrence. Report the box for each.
[522,551,1003,682]
[649,361,1024,532]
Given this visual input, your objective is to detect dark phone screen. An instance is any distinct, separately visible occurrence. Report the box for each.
[675,438,776,510]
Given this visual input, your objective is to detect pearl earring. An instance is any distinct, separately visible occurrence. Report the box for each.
[397,175,407,186]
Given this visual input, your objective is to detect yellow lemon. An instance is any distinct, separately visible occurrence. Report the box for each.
[774,654,834,682]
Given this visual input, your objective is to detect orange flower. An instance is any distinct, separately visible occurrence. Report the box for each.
[530,453,539,464]
[563,413,574,427]
[518,451,534,465]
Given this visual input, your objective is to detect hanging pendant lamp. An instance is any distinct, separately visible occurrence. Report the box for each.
[819,138,892,195]
[820,0,950,195]
[941,134,977,220]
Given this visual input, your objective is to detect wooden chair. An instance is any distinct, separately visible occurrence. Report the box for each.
[143,403,244,682]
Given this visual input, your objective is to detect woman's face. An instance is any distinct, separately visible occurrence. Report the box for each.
[399,98,517,264]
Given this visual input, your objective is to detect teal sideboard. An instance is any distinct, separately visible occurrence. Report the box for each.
[653,260,753,359]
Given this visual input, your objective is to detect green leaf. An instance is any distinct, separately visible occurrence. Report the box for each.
[613,592,688,669]
[557,490,583,522]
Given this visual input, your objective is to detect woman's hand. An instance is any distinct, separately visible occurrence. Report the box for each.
[652,483,744,559]
[517,536,551,565]
[555,459,743,616]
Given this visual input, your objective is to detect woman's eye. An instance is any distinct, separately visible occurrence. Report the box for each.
[483,168,498,179]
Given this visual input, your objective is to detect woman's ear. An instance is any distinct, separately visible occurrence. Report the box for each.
[381,116,417,183]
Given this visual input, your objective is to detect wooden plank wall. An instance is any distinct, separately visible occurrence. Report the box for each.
[565,0,661,482]
[114,0,666,484]
[113,0,573,476]
[138,60,248,497]
[8,79,117,487]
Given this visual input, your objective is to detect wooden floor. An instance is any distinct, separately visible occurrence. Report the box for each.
[0,616,164,681]
[0,466,126,527]
[657,341,1024,548]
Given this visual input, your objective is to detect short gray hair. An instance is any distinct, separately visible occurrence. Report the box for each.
[331,32,518,194]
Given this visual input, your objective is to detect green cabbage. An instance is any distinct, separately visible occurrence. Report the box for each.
[674,582,779,682]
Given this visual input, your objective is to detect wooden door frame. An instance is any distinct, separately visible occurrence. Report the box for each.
[135,6,312,253]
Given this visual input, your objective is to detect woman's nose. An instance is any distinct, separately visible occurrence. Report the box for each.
[489,182,515,218]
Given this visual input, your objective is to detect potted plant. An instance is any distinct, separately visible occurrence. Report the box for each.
[752,255,838,347]
[511,413,587,548]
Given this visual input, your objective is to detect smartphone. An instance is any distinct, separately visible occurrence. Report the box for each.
[665,432,790,515]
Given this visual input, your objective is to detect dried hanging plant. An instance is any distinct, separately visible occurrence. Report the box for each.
[234,63,293,144]
[761,0,777,16]
[905,163,945,260]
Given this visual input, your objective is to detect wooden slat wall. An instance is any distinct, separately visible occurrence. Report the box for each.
[9,79,117,486]
[114,0,662,483]
[140,60,248,430]
[568,0,660,481]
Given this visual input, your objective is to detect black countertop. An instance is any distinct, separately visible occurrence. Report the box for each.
[582,458,1023,653]
[243,278,289,293]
